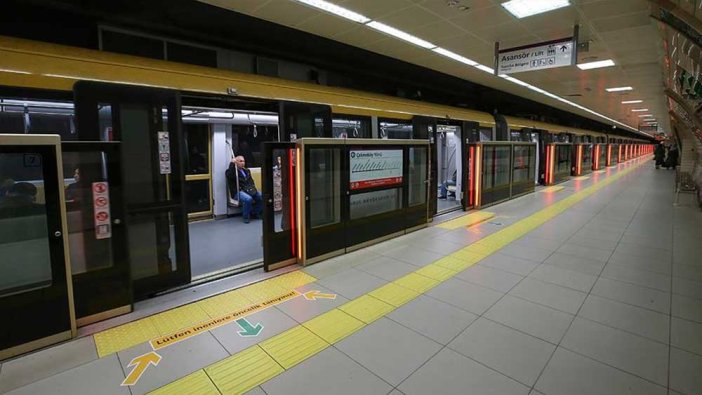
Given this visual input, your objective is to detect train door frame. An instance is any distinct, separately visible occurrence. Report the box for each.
[74,81,191,300]
[461,121,480,210]
[412,116,438,218]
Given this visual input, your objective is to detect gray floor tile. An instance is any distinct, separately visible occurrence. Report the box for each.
[607,254,672,275]
[673,263,702,282]
[614,242,671,262]
[302,258,353,279]
[6,354,128,395]
[449,318,555,386]
[543,252,606,276]
[244,386,267,395]
[575,228,626,243]
[411,237,465,255]
[567,236,619,252]
[426,278,503,315]
[317,268,388,299]
[454,265,524,292]
[261,347,392,395]
[485,295,574,344]
[478,253,540,276]
[535,348,667,395]
[561,318,668,386]
[671,317,702,356]
[398,348,529,395]
[500,244,554,263]
[355,256,420,282]
[591,277,671,314]
[388,295,477,345]
[670,348,702,395]
[335,318,441,386]
[672,294,702,323]
[210,307,298,355]
[619,234,672,251]
[529,264,598,293]
[117,332,228,395]
[509,278,587,314]
[557,243,612,263]
[673,277,702,300]
[601,264,671,292]
[512,236,564,252]
[276,283,349,323]
[380,246,444,268]
[0,336,98,393]
[578,295,670,343]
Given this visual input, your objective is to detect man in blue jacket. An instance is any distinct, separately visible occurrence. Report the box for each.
[226,156,263,223]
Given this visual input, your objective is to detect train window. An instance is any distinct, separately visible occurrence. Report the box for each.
[332,115,371,138]
[101,29,165,60]
[232,124,279,169]
[0,98,76,140]
[0,152,53,297]
[379,119,412,139]
[166,42,217,68]
[479,127,493,141]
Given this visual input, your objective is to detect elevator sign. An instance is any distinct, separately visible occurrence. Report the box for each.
[496,37,575,75]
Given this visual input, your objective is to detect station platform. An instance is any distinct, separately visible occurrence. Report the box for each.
[1,156,701,395]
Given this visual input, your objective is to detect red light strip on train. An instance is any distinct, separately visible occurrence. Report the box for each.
[468,146,475,207]
[475,145,482,207]
[576,145,582,175]
[544,144,551,185]
[288,149,296,257]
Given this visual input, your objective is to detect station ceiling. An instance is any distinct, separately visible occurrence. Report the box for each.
[200,0,669,136]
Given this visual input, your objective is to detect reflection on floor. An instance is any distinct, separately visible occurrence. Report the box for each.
[188,216,262,278]
[437,197,461,213]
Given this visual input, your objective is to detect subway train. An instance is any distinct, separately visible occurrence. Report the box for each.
[0,35,653,359]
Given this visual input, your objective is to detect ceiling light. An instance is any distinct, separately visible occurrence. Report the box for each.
[576,59,615,70]
[638,114,653,117]
[292,0,370,23]
[631,108,649,112]
[202,112,234,119]
[432,47,477,66]
[501,0,571,19]
[621,100,643,104]
[366,21,436,49]
[606,86,633,92]
[474,64,494,74]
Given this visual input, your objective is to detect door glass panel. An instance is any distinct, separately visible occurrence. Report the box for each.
[512,145,533,183]
[408,147,427,206]
[185,124,209,175]
[232,124,279,169]
[556,146,570,173]
[0,152,52,296]
[483,146,511,189]
[272,148,293,233]
[308,148,341,228]
[582,145,593,168]
[379,120,412,139]
[62,151,115,275]
[185,179,211,214]
[128,211,177,280]
[350,188,401,219]
[333,116,371,138]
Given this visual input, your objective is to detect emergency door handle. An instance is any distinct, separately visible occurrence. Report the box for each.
[54,231,62,238]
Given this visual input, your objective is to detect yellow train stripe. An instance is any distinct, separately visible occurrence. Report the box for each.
[436,210,495,229]
[259,326,328,369]
[148,370,219,395]
[303,309,365,344]
[205,346,284,394]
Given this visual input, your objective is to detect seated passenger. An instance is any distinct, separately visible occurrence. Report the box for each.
[439,170,457,199]
[226,156,262,223]
[0,182,42,216]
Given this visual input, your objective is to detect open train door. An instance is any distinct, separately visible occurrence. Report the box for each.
[413,116,438,218]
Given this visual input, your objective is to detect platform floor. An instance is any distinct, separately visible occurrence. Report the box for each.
[2,157,702,395]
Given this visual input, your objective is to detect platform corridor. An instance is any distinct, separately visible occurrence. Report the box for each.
[1,157,701,395]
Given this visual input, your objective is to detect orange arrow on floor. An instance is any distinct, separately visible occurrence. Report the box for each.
[303,290,337,301]
[121,351,162,386]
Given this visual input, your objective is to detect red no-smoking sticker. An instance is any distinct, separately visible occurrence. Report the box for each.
[95,196,108,207]
[93,183,107,194]
[96,211,109,222]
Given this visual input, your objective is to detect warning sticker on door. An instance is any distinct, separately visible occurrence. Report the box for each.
[92,181,112,240]
[158,132,171,174]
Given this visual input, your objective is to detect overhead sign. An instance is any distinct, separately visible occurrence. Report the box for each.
[496,37,575,75]
[349,149,403,190]
[92,181,112,240]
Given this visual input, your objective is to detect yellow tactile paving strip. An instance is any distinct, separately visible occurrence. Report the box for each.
[540,186,565,193]
[94,271,317,357]
[436,210,495,229]
[149,370,219,395]
[148,160,646,394]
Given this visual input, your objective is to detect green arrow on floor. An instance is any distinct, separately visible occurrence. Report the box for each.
[235,318,263,337]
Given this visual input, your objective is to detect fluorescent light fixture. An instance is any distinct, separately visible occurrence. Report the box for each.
[202,111,233,119]
[638,114,653,117]
[474,64,495,74]
[502,0,571,18]
[621,100,643,104]
[631,108,649,112]
[0,68,31,75]
[606,86,633,92]
[432,47,477,66]
[366,21,436,49]
[577,59,615,70]
[292,0,370,23]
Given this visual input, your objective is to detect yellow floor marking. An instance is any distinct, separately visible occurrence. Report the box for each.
[259,326,328,369]
[265,271,317,289]
[205,346,284,394]
[94,318,161,358]
[148,159,648,394]
[415,264,457,281]
[148,370,219,395]
[436,211,495,230]
[539,186,565,193]
[238,281,291,304]
[150,303,211,335]
[369,282,420,307]
[394,273,440,293]
[303,309,365,344]
[197,289,253,319]
[465,242,501,256]
[572,175,590,180]
[450,250,487,265]
[339,295,395,324]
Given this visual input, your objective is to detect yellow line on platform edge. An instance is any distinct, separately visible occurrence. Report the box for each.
[148,159,647,394]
